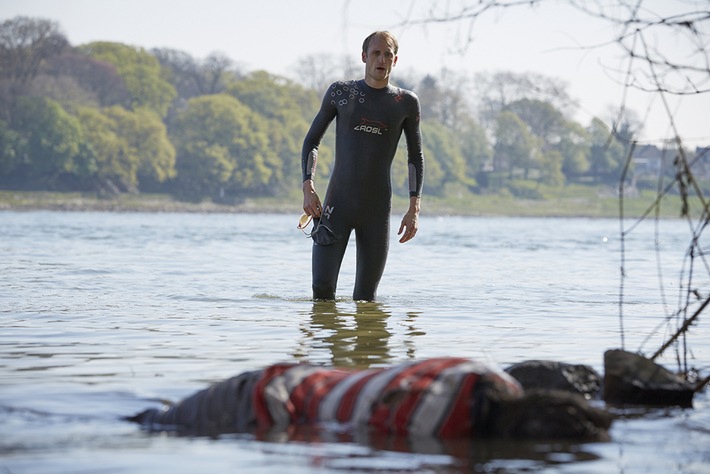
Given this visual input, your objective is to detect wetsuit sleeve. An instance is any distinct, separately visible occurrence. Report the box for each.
[403,93,425,197]
[302,84,338,182]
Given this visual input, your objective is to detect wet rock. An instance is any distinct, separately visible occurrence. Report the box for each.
[505,360,602,396]
[492,389,612,441]
[602,349,695,407]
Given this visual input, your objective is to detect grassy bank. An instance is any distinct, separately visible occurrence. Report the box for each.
[0,191,298,214]
[0,187,690,219]
[418,186,688,219]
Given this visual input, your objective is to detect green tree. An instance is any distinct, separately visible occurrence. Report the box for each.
[507,98,567,148]
[475,71,573,133]
[80,42,176,118]
[539,149,565,186]
[587,118,626,184]
[173,140,234,200]
[0,120,21,179]
[171,94,278,200]
[12,96,85,188]
[493,111,538,179]
[559,121,590,181]
[421,119,467,195]
[74,106,135,192]
[228,71,323,194]
[103,106,176,190]
[456,116,491,187]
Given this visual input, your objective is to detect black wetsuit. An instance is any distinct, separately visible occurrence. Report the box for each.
[302,79,424,301]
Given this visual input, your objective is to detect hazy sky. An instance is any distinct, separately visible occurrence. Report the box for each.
[3,0,709,147]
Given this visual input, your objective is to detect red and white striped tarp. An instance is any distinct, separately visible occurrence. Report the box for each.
[253,357,523,438]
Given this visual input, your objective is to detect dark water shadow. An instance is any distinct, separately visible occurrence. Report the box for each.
[293,300,422,368]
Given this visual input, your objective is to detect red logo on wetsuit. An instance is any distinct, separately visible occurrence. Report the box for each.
[354,118,388,135]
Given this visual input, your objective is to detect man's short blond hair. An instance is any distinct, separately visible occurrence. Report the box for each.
[362,31,399,55]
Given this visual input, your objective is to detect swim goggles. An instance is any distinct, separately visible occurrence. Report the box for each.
[297,213,313,236]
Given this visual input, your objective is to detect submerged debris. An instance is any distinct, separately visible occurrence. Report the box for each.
[603,349,695,408]
[505,360,602,397]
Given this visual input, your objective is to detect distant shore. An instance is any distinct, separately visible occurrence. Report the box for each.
[0,189,687,219]
[0,191,298,214]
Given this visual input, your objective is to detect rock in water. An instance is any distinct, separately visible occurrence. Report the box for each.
[603,349,695,407]
[505,360,602,397]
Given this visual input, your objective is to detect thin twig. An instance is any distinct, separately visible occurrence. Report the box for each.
[651,294,708,361]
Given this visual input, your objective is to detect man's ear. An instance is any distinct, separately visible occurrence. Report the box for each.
[361,51,367,63]
[393,55,398,67]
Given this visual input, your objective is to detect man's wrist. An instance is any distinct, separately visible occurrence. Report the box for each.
[409,195,421,213]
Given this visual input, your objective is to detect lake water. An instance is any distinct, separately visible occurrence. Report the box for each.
[1,211,708,473]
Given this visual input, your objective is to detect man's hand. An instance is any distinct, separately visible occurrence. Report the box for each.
[397,196,420,243]
[303,179,322,218]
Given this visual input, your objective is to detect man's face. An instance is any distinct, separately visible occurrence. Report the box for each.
[362,36,397,86]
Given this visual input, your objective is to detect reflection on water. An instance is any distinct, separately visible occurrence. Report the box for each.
[294,301,422,368]
[258,424,604,472]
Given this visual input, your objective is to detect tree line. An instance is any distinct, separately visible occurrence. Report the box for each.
[0,16,636,203]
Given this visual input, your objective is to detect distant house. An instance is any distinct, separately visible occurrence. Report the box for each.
[631,144,665,178]
[632,144,710,180]
[694,147,710,179]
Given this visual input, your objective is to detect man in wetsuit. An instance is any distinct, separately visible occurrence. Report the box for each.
[301,31,425,301]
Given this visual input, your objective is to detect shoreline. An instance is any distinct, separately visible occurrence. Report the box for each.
[0,190,686,219]
[0,191,297,215]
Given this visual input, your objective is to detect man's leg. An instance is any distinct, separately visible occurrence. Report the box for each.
[352,221,389,301]
[312,236,349,300]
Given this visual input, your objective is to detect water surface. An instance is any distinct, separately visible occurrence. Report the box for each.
[1,211,708,473]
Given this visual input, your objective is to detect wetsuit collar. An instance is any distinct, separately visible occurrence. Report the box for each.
[360,78,391,93]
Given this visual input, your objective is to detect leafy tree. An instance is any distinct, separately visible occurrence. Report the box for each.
[11,96,84,188]
[0,16,69,121]
[474,71,573,133]
[228,71,324,193]
[415,69,472,132]
[493,111,538,179]
[228,70,319,123]
[539,149,565,186]
[422,120,467,190]
[456,115,492,187]
[587,118,626,184]
[0,16,68,85]
[200,53,238,94]
[153,48,237,101]
[417,75,442,127]
[29,72,98,109]
[80,42,176,118]
[74,106,134,192]
[0,119,21,178]
[42,51,130,107]
[173,140,234,200]
[559,121,590,180]
[171,94,279,200]
[507,98,567,147]
[103,106,176,189]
